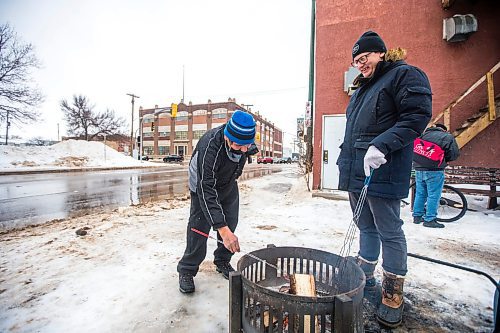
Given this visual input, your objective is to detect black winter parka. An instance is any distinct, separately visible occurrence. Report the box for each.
[189,125,254,230]
[337,60,432,199]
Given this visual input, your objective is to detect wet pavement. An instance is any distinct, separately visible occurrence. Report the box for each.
[0,165,279,230]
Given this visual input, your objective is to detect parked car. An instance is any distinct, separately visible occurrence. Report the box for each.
[163,154,184,163]
[257,157,273,164]
[141,156,151,161]
[279,157,292,164]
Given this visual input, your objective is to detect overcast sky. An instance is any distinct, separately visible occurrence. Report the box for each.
[1,0,312,148]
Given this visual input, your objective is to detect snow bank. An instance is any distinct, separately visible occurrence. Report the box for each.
[0,140,157,170]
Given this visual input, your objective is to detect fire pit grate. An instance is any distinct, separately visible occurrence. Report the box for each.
[229,245,365,333]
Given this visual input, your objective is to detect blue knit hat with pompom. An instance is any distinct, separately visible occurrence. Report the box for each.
[224,110,256,145]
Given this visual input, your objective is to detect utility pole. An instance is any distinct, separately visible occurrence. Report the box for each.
[305,0,316,173]
[182,65,185,103]
[126,93,140,156]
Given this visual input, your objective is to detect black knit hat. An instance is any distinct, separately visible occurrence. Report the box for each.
[352,31,387,60]
[434,123,448,131]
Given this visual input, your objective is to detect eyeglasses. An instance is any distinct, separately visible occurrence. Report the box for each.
[351,52,372,67]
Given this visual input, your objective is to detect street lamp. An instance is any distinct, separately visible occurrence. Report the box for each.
[4,110,11,145]
[138,106,173,162]
[99,133,108,162]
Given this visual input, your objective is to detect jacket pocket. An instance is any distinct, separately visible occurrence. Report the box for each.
[353,141,370,180]
[406,86,432,95]
[353,141,391,182]
[402,86,432,109]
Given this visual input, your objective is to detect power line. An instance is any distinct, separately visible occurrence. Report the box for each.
[186,86,307,101]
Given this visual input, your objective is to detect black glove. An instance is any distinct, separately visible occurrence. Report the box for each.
[247,143,259,156]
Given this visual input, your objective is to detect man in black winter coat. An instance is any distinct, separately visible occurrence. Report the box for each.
[412,124,460,228]
[177,110,258,294]
[336,31,432,327]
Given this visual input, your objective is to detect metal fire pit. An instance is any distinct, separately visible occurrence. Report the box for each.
[229,245,365,333]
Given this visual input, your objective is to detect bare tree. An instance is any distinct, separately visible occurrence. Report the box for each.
[0,24,43,134]
[91,108,126,139]
[61,95,125,141]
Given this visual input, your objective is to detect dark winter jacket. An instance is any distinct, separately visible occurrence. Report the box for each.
[188,125,256,230]
[337,60,432,199]
[413,127,460,170]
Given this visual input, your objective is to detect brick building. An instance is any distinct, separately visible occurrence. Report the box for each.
[139,98,283,159]
[313,0,500,190]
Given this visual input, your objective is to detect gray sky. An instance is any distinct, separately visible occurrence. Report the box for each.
[1,0,312,148]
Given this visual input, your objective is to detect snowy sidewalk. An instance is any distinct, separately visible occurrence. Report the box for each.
[1,167,498,332]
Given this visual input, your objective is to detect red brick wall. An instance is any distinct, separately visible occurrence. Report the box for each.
[313,0,500,189]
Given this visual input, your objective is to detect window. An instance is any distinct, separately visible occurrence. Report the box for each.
[143,132,153,137]
[143,147,153,155]
[193,130,206,139]
[212,108,227,119]
[176,111,188,121]
[212,113,227,119]
[175,131,188,140]
[159,131,170,137]
[159,146,169,155]
[193,109,207,116]
[143,117,153,123]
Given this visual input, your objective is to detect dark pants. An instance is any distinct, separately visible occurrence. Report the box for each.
[349,192,407,276]
[177,183,239,276]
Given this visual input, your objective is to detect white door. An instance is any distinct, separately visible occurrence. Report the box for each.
[321,115,346,190]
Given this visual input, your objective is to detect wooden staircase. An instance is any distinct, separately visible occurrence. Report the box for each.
[453,95,500,148]
[430,61,500,149]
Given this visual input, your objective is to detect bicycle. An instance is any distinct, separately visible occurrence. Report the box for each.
[402,181,468,223]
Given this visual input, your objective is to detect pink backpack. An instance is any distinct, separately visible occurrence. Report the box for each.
[413,138,445,168]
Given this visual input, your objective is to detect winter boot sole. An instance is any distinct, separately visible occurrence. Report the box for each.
[376,303,404,328]
[377,315,403,328]
[216,267,230,280]
[179,285,195,293]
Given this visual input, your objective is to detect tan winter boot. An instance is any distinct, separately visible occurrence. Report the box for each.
[376,270,405,328]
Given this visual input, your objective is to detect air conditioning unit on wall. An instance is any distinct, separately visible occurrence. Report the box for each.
[443,14,478,42]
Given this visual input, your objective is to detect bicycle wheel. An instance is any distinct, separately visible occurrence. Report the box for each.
[406,183,467,223]
[437,185,467,222]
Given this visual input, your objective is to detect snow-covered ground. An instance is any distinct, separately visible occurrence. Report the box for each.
[0,140,160,171]
[0,143,498,331]
[1,167,498,332]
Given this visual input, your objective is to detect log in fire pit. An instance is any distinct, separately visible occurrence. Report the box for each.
[229,245,365,333]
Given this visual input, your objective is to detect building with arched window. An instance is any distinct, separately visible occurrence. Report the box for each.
[138,98,283,159]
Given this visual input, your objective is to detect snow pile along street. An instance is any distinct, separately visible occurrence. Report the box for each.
[0,140,157,171]
[0,167,498,332]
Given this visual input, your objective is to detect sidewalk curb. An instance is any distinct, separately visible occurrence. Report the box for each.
[0,165,170,176]
[312,191,349,201]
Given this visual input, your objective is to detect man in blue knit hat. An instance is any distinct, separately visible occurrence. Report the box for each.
[177,110,258,293]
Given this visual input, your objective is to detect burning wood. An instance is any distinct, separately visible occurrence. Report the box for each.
[290,273,316,296]
[290,274,319,333]
[264,274,320,332]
